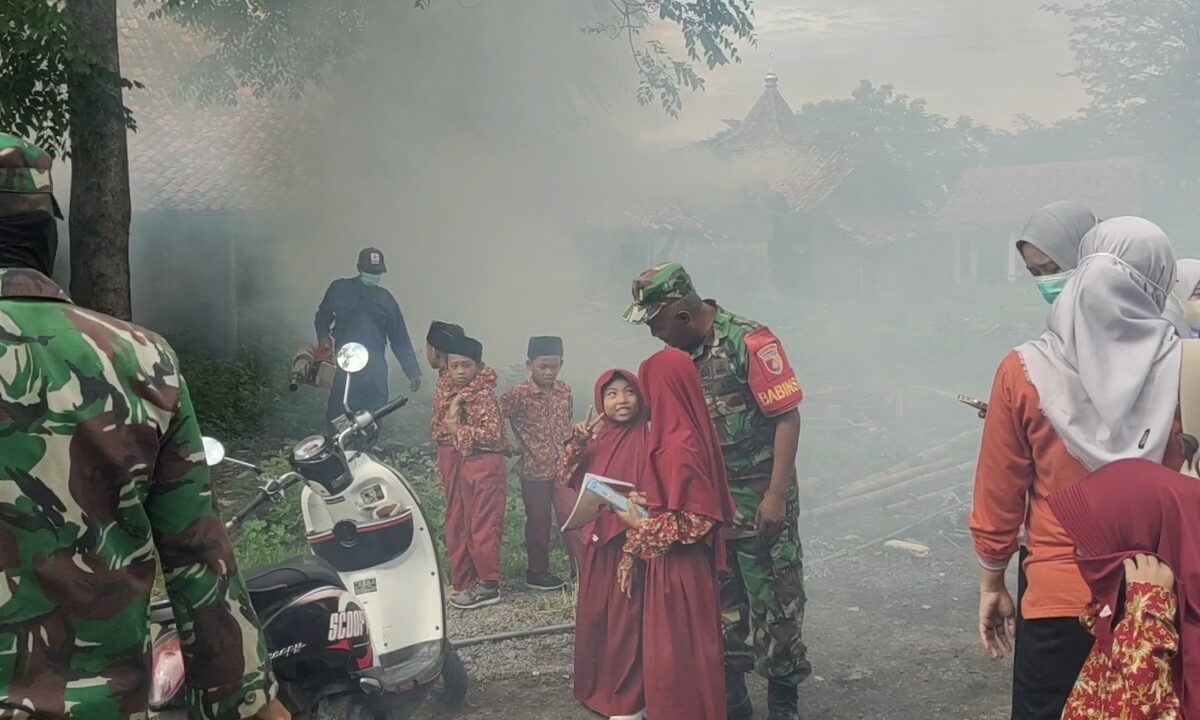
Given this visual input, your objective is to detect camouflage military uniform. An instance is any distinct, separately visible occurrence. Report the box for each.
[625,262,811,688]
[0,135,274,719]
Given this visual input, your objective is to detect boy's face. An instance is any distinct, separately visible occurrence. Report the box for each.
[528,355,563,387]
[426,345,446,370]
[447,355,480,388]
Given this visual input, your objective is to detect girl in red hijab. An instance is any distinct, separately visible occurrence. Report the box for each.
[557,369,650,720]
[1049,458,1199,719]
[616,349,735,720]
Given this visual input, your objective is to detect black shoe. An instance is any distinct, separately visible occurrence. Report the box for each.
[726,671,754,720]
[767,680,799,720]
[525,572,566,591]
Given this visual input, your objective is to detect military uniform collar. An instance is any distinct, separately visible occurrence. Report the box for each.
[691,299,728,359]
[0,268,72,303]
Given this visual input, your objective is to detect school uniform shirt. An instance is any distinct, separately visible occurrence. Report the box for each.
[500,379,573,481]
[431,369,457,445]
[1062,582,1180,719]
[970,352,1183,620]
[451,368,508,456]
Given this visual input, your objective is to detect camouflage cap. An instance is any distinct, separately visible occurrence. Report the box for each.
[0,133,62,218]
[623,261,695,324]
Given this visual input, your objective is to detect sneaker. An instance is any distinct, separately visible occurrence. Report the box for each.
[609,711,646,720]
[525,571,566,591]
[449,582,501,609]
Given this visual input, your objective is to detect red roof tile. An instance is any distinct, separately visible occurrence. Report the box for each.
[937,157,1145,228]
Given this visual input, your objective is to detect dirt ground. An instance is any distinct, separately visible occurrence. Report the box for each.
[424,510,1015,720]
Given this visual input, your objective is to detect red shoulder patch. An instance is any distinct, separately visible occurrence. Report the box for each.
[745,326,802,417]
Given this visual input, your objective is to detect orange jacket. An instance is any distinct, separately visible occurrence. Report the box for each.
[970,351,1182,620]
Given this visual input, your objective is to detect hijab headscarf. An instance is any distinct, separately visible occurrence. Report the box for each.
[1017,216,1181,471]
[583,369,650,545]
[638,349,735,566]
[1017,201,1099,271]
[1049,459,1200,716]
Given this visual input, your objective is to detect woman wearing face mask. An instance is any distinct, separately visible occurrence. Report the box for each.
[1017,202,1194,337]
[970,217,1186,720]
[1173,258,1200,337]
[1016,201,1099,304]
[1049,459,1197,720]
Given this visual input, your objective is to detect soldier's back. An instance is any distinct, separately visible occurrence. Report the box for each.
[0,267,185,717]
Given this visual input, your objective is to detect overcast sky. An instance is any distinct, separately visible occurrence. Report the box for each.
[636,0,1090,146]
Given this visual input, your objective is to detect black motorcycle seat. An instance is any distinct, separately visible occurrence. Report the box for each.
[244,555,345,600]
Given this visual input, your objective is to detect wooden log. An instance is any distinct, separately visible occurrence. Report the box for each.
[884,482,973,513]
[806,461,975,517]
[832,429,978,499]
[833,455,956,500]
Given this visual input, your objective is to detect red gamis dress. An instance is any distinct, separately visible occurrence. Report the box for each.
[1050,459,1200,719]
[622,349,735,720]
[558,369,649,717]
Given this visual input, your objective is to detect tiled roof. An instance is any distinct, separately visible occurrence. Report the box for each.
[119,15,314,212]
[729,140,862,212]
[937,157,1146,228]
[697,73,864,213]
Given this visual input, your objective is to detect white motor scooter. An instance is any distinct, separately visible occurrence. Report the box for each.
[149,343,466,719]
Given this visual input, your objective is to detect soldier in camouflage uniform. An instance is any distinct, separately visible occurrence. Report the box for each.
[626,262,811,720]
[0,133,287,720]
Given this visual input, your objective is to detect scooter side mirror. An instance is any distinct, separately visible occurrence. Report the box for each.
[337,343,370,414]
[201,437,226,467]
[337,343,370,374]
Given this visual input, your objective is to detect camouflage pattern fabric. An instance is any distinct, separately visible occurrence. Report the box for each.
[622,261,694,324]
[0,269,275,719]
[0,134,54,196]
[721,488,812,686]
[687,303,809,684]
[693,307,780,527]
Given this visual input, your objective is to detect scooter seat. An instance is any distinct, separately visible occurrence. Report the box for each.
[244,555,345,605]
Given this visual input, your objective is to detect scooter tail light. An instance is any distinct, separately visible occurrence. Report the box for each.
[149,631,186,709]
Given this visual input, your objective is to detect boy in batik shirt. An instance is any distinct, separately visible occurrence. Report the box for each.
[500,336,583,590]
[435,334,509,609]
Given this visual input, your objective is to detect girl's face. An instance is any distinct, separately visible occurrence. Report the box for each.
[602,376,640,423]
[447,355,480,388]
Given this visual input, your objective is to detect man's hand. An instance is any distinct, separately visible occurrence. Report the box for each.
[252,698,291,720]
[1125,553,1174,590]
[755,489,787,540]
[410,376,423,393]
[978,570,1016,661]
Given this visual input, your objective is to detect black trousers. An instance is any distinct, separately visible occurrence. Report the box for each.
[1010,547,1095,720]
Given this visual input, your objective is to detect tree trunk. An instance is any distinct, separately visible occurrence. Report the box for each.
[64,0,132,319]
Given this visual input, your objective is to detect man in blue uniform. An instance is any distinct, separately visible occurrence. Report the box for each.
[315,247,422,422]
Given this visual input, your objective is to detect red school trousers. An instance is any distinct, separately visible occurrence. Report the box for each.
[437,446,508,592]
[520,478,584,576]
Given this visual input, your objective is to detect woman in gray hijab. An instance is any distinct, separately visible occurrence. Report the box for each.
[1015,202,1193,336]
[1016,201,1099,304]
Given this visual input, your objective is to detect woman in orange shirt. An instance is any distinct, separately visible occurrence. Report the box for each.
[970,216,1184,720]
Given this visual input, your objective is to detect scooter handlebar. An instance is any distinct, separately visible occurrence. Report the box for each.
[373,396,408,422]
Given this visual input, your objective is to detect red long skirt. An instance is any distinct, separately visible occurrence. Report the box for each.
[574,533,644,716]
[642,542,725,720]
[436,446,507,591]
